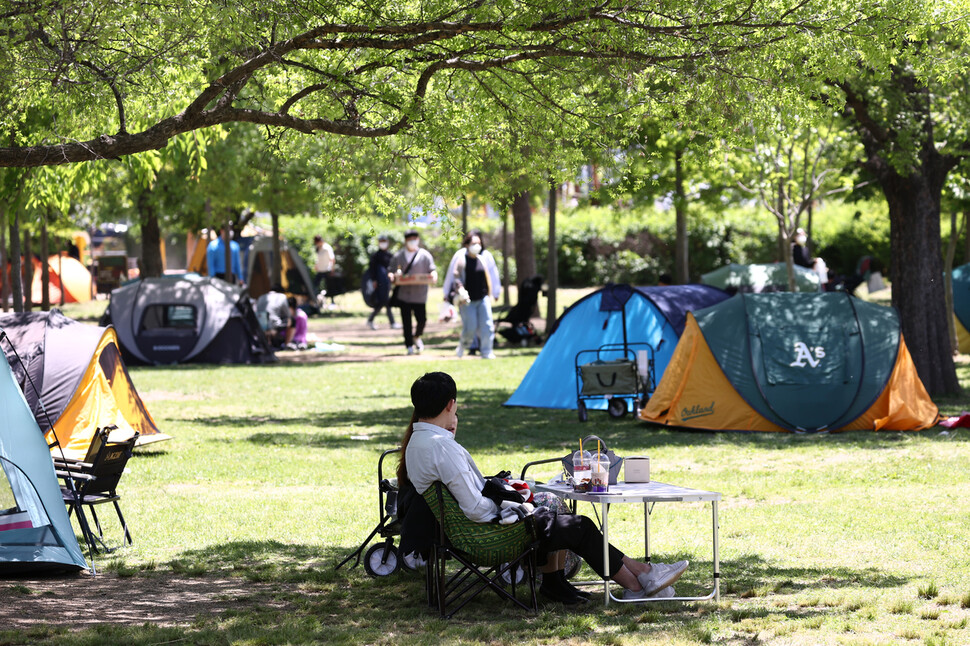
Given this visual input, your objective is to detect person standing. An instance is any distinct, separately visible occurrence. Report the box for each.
[206,228,242,283]
[442,230,501,359]
[389,230,437,355]
[313,235,336,301]
[366,234,399,330]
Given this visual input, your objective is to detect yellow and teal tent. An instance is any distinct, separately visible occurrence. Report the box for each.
[952,263,970,353]
[641,293,938,432]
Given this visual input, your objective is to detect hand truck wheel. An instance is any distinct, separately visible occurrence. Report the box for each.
[364,543,400,577]
[577,400,588,422]
[607,398,627,418]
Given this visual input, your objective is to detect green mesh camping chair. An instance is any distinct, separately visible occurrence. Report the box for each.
[423,482,539,618]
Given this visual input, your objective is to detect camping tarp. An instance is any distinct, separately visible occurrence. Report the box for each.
[0,345,87,573]
[951,263,970,353]
[641,292,939,432]
[0,310,168,460]
[701,263,820,293]
[504,284,729,410]
[104,275,276,366]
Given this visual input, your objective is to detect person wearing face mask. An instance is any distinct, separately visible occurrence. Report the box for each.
[791,228,813,269]
[365,234,399,330]
[442,230,502,359]
[389,230,438,355]
[791,227,830,287]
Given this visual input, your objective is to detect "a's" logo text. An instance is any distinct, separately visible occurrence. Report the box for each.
[789,342,825,368]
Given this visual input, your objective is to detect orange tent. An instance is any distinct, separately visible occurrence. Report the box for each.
[29,255,93,304]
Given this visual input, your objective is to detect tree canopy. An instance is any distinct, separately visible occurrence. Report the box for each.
[0,0,924,176]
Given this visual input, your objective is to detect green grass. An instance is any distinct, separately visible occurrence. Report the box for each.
[1,295,969,645]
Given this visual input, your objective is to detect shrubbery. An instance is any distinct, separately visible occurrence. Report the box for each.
[275,199,895,292]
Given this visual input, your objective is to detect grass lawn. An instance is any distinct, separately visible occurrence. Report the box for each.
[1,288,969,645]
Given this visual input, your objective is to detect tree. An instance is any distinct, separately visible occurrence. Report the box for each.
[834,27,970,395]
[734,115,859,291]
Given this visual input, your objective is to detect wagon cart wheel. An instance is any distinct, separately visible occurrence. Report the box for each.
[577,400,588,423]
[364,543,400,577]
[607,398,627,418]
[402,551,426,571]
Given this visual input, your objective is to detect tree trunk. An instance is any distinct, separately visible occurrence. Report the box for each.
[511,190,536,288]
[40,213,50,311]
[883,169,959,395]
[9,209,21,313]
[944,208,960,353]
[22,228,33,311]
[225,210,235,284]
[674,147,688,284]
[501,205,510,307]
[546,182,558,333]
[461,195,469,234]
[0,202,7,312]
[271,210,282,287]
[138,188,164,278]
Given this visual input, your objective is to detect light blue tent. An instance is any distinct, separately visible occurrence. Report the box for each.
[0,345,87,574]
[504,284,729,410]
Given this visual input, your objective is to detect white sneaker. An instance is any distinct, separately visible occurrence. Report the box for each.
[415,338,424,353]
[636,561,688,596]
[456,345,464,358]
[367,320,377,330]
[391,322,402,329]
[481,352,496,359]
[650,586,675,598]
[406,346,416,355]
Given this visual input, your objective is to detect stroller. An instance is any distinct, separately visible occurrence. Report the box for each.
[496,275,544,346]
[334,448,424,576]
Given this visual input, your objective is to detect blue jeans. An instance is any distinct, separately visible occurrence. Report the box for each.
[459,298,495,358]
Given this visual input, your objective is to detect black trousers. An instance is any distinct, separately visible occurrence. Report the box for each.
[399,302,426,348]
[534,509,625,578]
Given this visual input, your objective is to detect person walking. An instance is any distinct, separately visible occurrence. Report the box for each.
[389,230,437,355]
[313,235,336,305]
[365,234,399,330]
[442,230,501,359]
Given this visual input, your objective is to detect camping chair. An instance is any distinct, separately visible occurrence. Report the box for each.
[422,482,540,618]
[54,425,138,553]
[496,275,544,346]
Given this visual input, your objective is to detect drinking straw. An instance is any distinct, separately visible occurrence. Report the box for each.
[597,439,601,465]
[579,437,583,455]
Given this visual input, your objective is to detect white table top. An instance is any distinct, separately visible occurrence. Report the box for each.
[534,480,721,504]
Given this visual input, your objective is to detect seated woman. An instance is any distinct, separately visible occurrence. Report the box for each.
[398,371,687,604]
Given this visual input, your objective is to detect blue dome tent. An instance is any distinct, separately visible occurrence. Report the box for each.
[504,284,729,410]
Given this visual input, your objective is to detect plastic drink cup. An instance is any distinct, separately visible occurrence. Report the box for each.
[572,450,592,492]
[590,458,609,493]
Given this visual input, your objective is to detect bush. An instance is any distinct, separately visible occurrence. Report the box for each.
[273,197,896,292]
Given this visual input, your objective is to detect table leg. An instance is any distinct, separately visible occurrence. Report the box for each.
[712,500,720,602]
[643,501,651,563]
[602,499,610,606]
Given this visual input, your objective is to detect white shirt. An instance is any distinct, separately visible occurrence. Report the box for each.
[314,243,335,272]
[405,422,498,523]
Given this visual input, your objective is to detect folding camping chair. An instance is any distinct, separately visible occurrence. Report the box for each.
[423,482,540,618]
[54,425,138,553]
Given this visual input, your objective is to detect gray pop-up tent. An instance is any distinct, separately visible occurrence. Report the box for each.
[0,344,87,573]
[103,275,276,365]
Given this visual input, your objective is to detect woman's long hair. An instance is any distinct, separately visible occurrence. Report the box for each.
[397,410,419,484]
